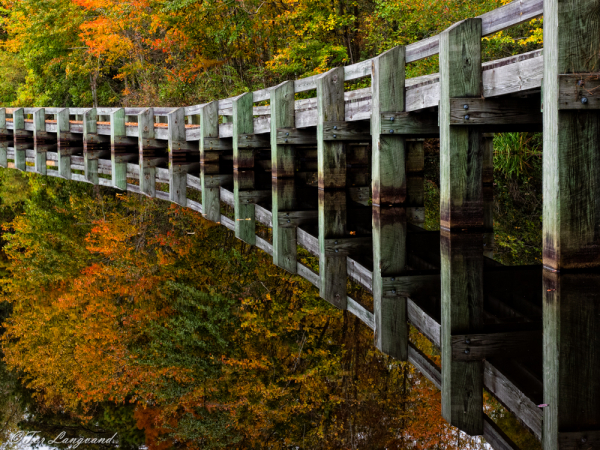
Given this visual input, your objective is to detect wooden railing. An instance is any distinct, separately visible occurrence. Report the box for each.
[2,0,600,448]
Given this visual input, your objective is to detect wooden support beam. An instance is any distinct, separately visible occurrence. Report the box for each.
[271,80,298,273]
[0,108,7,137]
[238,133,270,149]
[276,210,318,228]
[558,74,600,110]
[451,330,540,361]
[233,93,256,244]
[441,230,484,436]
[276,128,317,146]
[450,97,541,125]
[200,101,222,222]
[439,18,484,231]
[33,108,47,175]
[0,140,7,168]
[0,109,7,168]
[83,108,106,185]
[543,272,600,450]
[543,0,600,270]
[55,109,74,180]
[204,137,233,151]
[322,121,370,141]
[111,108,132,190]
[380,112,439,136]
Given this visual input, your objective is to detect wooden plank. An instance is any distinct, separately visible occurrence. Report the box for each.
[238,133,270,149]
[297,227,319,256]
[323,236,371,256]
[276,210,318,228]
[256,235,273,256]
[451,330,540,361]
[83,108,102,185]
[276,127,317,145]
[0,140,8,168]
[203,137,232,151]
[543,0,600,270]
[255,204,273,227]
[380,112,439,136]
[297,263,320,289]
[347,297,374,330]
[558,431,600,450]
[483,361,542,439]
[440,230,484,436]
[482,415,520,450]
[450,97,541,125]
[110,108,129,190]
[322,121,370,141]
[408,341,441,389]
[272,179,298,273]
[407,298,441,347]
[558,73,600,109]
[317,67,346,189]
[543,272,600,450]
[318,190,347,309]
[439,18,484,232]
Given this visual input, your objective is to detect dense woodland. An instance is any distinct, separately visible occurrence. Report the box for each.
[0,0,544,448]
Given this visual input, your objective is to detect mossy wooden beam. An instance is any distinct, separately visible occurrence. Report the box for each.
[542,0,600,270]
[83,108,106,185]
[439,18,484,231]
[233,92,256,244]
[111,108,137,190]
[271,80,298,273]
[200,101,221,222]
[317,67,347,309]
[137,108,166,197]
[371,46,409,360]
[441,230,484,436]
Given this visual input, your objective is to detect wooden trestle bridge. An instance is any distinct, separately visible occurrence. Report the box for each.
[1,0,599,448]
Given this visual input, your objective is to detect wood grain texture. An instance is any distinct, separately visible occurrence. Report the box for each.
[317,67,346,189]
[276,127,317,145]
[322,121,370,141]
[347,297,374,330]
[558,74,600,110]
[200,101,222,222]
[439,18,484,231]
[543,272,600,450]
[270,81,296,178]
[12,108,26,172]
[450,97,541,125]
[372,46,406,206]
[451,330,541,361]
[543,0,600,270]
[32,108,47,175]
[440,230,484,436]
[380,112,438,136]
[272,179,298,273]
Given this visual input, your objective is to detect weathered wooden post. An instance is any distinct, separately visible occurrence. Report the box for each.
[543,0,600,269]
[137,108,168,197]
[232,92,256,244]
[439,18,484,436]
[371,46,408,360]
[12,108,26,172]
[200,101,222,222]
[56,108,80,180]
[167,107,194,206]
[111,108,136,190]
[83,108,109,185]
[33,108,48,175]
[317,67,347,309]
[271,80,298,273]
[543,271,600,450]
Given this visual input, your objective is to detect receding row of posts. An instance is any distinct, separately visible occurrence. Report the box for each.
[0,0,599,446]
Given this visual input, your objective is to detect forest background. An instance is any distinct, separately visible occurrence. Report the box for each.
[0,0,544,449]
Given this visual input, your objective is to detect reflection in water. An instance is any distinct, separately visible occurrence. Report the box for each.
[0,158,598,449]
